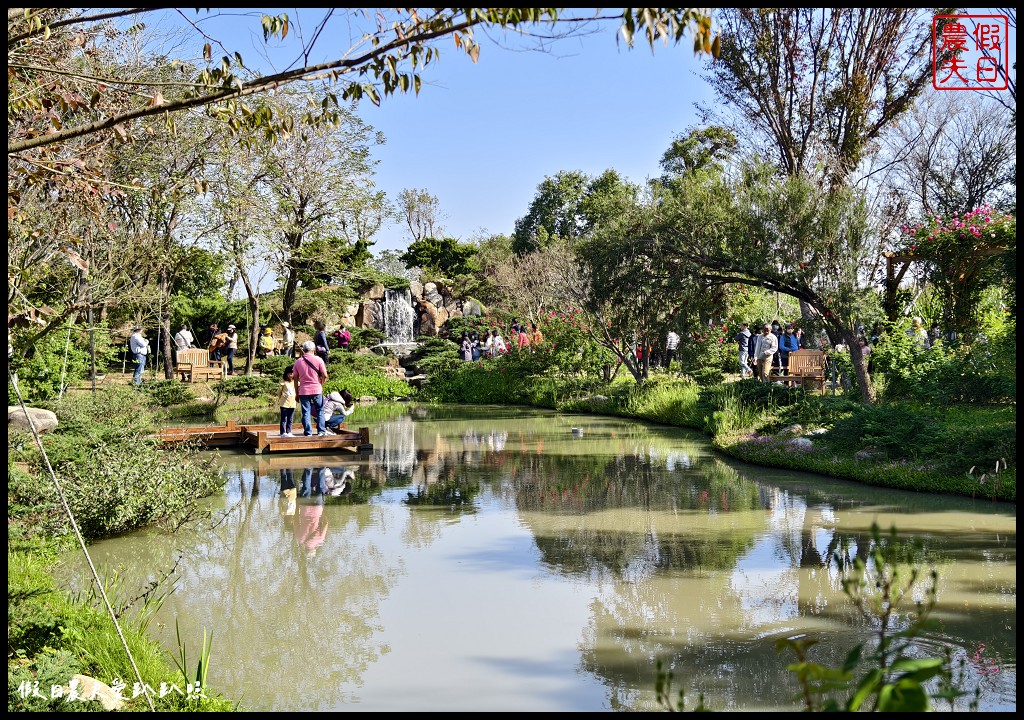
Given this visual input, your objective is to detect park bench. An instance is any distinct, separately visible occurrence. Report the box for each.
[786,349,826,393]
[176,348,225,383]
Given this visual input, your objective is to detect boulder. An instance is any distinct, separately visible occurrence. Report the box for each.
[64,675,125,711]
[776,423,804,437]
[787,437,814,451]
[854,448,886,461]
[8,406,58,434]
[340,302,360,327]
[409,280,424,301]
[418,300,441,336]
[463,298,484,317]
[358,395,378,405]
[423,282,443,307]
[355,299,384,331]
[365,283,386,300]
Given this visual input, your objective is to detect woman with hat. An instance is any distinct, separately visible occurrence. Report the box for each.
[281,321,295,358]
[224,324,238,374]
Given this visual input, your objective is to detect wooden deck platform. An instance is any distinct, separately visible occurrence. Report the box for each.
[157,420,372,455]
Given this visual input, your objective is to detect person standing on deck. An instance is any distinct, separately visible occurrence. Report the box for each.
[293,340,329,436]
[277,365,297,437]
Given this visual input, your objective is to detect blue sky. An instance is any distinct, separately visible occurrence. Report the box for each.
[154,9,715,254]
[354,30,714,252]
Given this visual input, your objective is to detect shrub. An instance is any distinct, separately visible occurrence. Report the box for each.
[213,374,277,399]
[324,371,415,400]
[8,329,90,404]
[142,379,196,407]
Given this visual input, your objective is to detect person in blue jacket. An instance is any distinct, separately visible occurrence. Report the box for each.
[779,322,801,375]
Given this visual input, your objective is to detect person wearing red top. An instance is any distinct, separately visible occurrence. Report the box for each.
[292,340,329,436]
[517,326,531,351]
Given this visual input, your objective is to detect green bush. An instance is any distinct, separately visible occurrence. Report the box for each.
[254,354,294,379]
[142,380,196,407]
[213,374,277,399]
[348,326,386,351]
[8,330,90,404]
[872,319,1015,404]
[324,371,415,400]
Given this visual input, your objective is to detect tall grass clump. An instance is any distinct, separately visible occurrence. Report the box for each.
[620,377,702,427]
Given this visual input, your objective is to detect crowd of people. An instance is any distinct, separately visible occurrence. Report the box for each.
[458,319,544,362]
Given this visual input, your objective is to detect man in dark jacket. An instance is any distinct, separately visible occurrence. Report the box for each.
[734,322,752,378]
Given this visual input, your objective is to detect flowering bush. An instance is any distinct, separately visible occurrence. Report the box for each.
[898,206,1014,335]
[678,322,733,381]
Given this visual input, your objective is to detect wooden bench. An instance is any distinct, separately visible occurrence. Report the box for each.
[786,349,825,393]
[176,348,225,383]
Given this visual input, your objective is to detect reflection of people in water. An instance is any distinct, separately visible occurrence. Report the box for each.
[324,467,355,497]
[279,468,297,517]
[295,490,328,559]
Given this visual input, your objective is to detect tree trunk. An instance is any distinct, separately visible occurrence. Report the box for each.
[826,323,876,404]
[240,273,260,376]
[159,270,175,379]
[282,269,299,326]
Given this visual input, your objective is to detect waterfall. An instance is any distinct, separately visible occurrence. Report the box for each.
[383,288,416,344]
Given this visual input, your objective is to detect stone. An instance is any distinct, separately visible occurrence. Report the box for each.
[365,283,385,300]
[409,280,424,301]
[787,437,814,451]
[806,427,829,437]
[67,675,124,710]
[358,395,377,405]
[418,300,440,336]
[463,298,483,317]
[777,423,804,437]
[854,448,886,461]
[423,282,443,307]
[585,395,609,404]
[8,406,58,434]
[355,299,384,331]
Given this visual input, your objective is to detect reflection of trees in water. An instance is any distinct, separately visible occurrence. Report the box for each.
[154,468,402,712]
[578,519,1015,712]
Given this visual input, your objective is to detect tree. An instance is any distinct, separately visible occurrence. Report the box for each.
[259,91,388,322]
[691,8,948,401]
[656,166,883,403]
[203,137,276,375]
[400,237,477,279]
[513,169,639,254]
[704,8,940,187]
[398,188,445,243]
[658,125,738,180]
[9,8,719,158]
[8,8,719,355]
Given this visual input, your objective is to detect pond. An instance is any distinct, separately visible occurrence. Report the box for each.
[65,405,1016,712]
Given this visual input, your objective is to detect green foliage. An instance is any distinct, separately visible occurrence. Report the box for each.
[780,524,972,712]
[142,379,197,407]
[255,353,295,379]
[399,236,477,277]
[899,207,1014,336]
[8,326,90,404]
[290,286,358,327]
[213,374,278,399]
[10,387,225,541]
[872,319,1015,404]
[348,326,386,351]
[513,169,639,254]
[324,370,416,400]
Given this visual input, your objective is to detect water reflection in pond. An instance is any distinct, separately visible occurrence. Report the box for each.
[67,405,1015,711]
